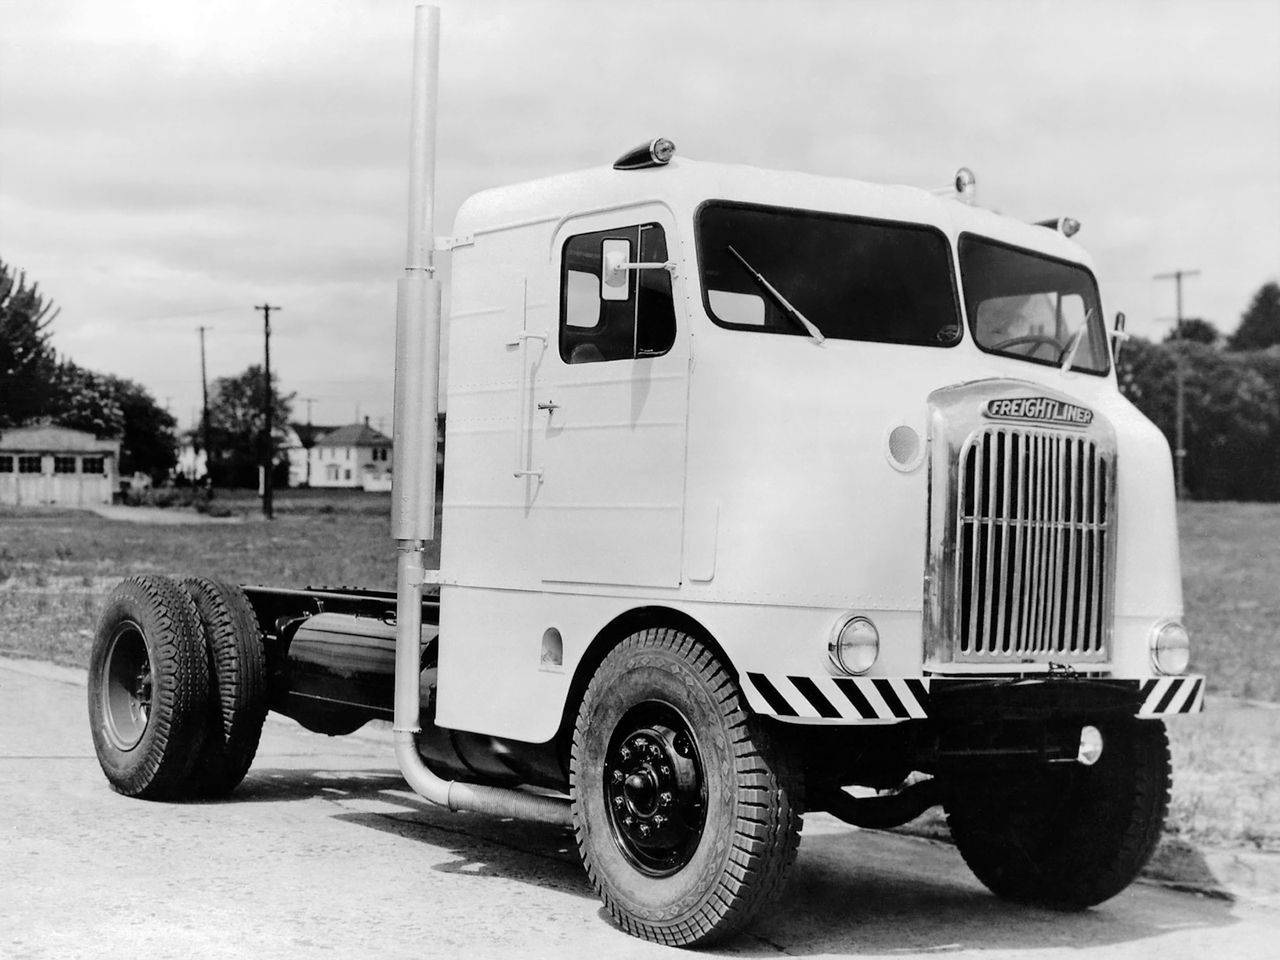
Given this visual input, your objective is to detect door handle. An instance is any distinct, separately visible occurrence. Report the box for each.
[536,400,560,414]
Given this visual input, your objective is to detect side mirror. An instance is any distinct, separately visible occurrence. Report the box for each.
[601,239,632,301]
[1111,311,1129,362]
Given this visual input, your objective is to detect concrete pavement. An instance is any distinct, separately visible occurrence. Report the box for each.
[2,656,1277,959]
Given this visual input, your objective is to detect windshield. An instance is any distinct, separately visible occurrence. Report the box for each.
[960,235,1109,375]
[697,201,961,347]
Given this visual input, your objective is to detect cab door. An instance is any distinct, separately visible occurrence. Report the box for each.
[528,206,689,587]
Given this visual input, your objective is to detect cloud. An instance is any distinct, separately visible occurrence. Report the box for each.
[1,0,1277,430]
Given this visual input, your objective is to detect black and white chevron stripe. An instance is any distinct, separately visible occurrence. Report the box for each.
[742,672,1205,722]
[1136,676,1205,716]
[743,673,930,721]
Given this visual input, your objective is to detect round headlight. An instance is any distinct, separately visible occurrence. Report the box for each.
[829,616,879,675]
[1077,725,1104,766]
[1150,620,1191,675]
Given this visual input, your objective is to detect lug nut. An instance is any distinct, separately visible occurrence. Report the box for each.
[613,795,624,808]
[653,814,666,827]
[638,823,650,837]
[659,791,673,806]
[611,769,624,784]
[620,746,631,760]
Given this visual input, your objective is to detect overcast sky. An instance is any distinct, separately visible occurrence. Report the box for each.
[2,0,1277,433]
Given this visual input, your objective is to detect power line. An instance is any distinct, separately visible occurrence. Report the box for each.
[133,306,245,324]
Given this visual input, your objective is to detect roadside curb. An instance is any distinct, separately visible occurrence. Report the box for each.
[5,654,1277,908]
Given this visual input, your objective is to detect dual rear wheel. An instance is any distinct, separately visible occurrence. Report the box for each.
[88,575,267,800]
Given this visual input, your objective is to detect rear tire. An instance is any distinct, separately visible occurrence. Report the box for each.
[570,628,803,946]
[945,719,1171,908]
[88,576,209,799]
[181,577,268,796]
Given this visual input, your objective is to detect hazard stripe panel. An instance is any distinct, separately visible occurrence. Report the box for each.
[741,673,1205,722]
[1137,676,1205,716]
[742,674,930,721]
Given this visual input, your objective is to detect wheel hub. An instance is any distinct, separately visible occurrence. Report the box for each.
[102,622,153,751]
[604,708,705,876]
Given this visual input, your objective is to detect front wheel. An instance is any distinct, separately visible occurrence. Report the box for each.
[570,629,803,946]
[945,719,1171,908]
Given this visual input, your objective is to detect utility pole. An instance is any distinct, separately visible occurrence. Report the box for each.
[300,397,317,486]
[255,304,281,519]
[1154,269,1200,501]
[197,326,213,492]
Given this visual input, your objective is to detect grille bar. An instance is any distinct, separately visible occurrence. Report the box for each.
[956,427,1110,661]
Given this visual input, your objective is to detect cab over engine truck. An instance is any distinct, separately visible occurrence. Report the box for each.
[87,5,1204,948]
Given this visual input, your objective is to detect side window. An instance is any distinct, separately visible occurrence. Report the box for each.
[18,456,42,474]
[54,456,77,474]
[559,223,676,364]
[82,456,105,475]
[0,456,12,473]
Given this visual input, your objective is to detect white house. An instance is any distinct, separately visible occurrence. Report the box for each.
[174,440,207,484]
[308,419,393,490]
[284,423,338,488]
[0,425,120,506]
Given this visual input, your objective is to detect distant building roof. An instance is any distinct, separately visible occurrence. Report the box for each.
[315,421,392,448]
[290,423,341,448]
[0,424,120,453]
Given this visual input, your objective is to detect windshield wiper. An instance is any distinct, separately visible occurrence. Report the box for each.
[1059,310,1093,371]
[727,246,825,344]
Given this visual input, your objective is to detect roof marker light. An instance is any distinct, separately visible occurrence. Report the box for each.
[1036,216,1083,237]
[613,138,676,171]
[954,167,977,203]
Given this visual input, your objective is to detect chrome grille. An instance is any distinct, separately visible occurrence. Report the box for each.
[954,427,1111,661]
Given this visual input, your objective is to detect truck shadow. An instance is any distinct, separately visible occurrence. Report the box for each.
[732,830,1240,957]
[230,767,1238,954]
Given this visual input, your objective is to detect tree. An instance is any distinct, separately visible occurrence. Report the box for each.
[1227,281,1280,352]
[0,258,59,428]
[1164,317,1219,346]
[206,365,294,487]
[1119,336,1280,500]
[51,360,125,438]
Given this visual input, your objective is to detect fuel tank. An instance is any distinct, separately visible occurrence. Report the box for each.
[273,611,564,791]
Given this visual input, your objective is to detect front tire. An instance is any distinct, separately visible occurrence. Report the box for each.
[88,576,209,799]
[570,629,803,946]
[945,718,1171,908]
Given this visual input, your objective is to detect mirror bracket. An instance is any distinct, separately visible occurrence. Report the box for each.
[602,241,676,301]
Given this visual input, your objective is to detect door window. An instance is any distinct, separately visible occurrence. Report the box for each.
[559,223,676,364]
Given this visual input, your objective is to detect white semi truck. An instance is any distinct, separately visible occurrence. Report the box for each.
[86,6,1204,947]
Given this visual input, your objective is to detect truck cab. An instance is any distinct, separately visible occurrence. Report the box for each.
[436,152,1197,741]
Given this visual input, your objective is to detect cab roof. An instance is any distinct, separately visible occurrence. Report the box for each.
[452,156,1091,266]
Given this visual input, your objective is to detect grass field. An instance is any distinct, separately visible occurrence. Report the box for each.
[1,495,1276,849]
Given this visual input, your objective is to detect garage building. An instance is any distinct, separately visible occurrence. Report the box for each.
[0,425,120,507]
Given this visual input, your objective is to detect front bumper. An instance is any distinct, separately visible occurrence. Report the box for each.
[741,672,1205,723]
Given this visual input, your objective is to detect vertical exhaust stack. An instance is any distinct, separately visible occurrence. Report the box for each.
[390,4,570,826]
[391,3,441,545]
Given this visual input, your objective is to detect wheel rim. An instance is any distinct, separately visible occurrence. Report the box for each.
[101,621,153,751]
[603,702,706,877]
